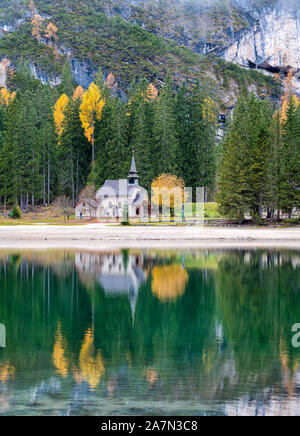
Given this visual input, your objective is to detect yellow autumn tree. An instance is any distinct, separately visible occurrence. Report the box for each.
[54,93,69,137]
[151,174,187,218]
[79,82,105,167]
[202,96,218,124]
[152,264,188,301]
[0,88,16,106]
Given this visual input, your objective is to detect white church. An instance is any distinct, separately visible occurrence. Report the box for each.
[75,156,149,221]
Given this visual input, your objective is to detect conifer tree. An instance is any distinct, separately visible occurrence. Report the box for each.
[279,96,300,216]
[106,98,129,180]
[217,93,273,219]
[128,79,153,189]
[153,73,179,176]
[59,95,90,204]
[58,59,75,97]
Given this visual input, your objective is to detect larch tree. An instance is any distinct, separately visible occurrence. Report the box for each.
[79,82,105,168]
[54,94,69,138]
[31,14,44,42]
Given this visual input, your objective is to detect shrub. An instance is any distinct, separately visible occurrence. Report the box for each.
[10,205,22,219]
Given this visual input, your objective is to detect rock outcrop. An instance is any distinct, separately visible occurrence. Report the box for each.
[223,2,300,69]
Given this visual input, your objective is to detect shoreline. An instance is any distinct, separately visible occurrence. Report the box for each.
[0,224,299,249]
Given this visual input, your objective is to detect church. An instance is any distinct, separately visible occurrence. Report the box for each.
[75,156,149,221]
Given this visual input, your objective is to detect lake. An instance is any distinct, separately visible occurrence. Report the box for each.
[0,248,299,416]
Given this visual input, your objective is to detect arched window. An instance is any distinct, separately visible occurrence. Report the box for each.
[136,207,140,216]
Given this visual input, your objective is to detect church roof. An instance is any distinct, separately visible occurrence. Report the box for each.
[96,180,148,204]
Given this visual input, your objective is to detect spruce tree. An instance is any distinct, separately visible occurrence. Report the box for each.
[279,97,300,216]
[217,93,273,220]
[107,98,129,180]
[128,79,153,189]
[60,97,91,203]
[153,72,179,176]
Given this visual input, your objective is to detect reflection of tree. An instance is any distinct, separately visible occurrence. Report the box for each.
[151,264,188,301]
[1,249,300,415]
[0,363,14,383]
[78,329,105,390]
[53,322,68,378]
[216,250,300,394]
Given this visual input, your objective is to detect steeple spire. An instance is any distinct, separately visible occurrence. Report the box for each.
[128,154,139,185]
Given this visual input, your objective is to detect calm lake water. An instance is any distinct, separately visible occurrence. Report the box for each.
[0,248,300,416]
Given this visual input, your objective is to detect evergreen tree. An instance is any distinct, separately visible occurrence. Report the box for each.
[128,79,153,189]
[60,96,91,203]
[217,93,273,219]
[279,97,300,216]
[153,73,179,176]
[106,98,129,180]
[57,59,75,97]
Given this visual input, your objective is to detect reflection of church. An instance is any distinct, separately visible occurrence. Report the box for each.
[75,252,148,318]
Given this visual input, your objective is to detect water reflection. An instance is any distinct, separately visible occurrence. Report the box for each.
[0,249,299,415]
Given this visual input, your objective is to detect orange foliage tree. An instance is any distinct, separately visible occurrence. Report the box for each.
[72,85,84,101]
[31,14,44,42]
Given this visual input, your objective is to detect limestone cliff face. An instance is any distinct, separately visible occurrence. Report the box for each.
[223,2,300,69]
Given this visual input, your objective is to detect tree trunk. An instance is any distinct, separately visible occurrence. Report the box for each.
[48,154,50,205]
[43,153,46,205]
[258,191,263,219]
[76,152,79,204]
[92,141,95,168]
[71,150,75,205]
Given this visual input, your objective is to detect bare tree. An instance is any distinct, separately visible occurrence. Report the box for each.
[53,195,73,223]
[79,184,97,219]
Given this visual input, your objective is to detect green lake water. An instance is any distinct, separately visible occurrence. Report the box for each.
[0,248,300,416]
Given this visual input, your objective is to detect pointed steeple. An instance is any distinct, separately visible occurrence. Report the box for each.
[128,154,139,185]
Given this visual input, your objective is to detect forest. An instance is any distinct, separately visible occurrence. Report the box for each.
[0,61,299,221]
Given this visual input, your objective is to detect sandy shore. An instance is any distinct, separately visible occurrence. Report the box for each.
[0,224,299,249]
